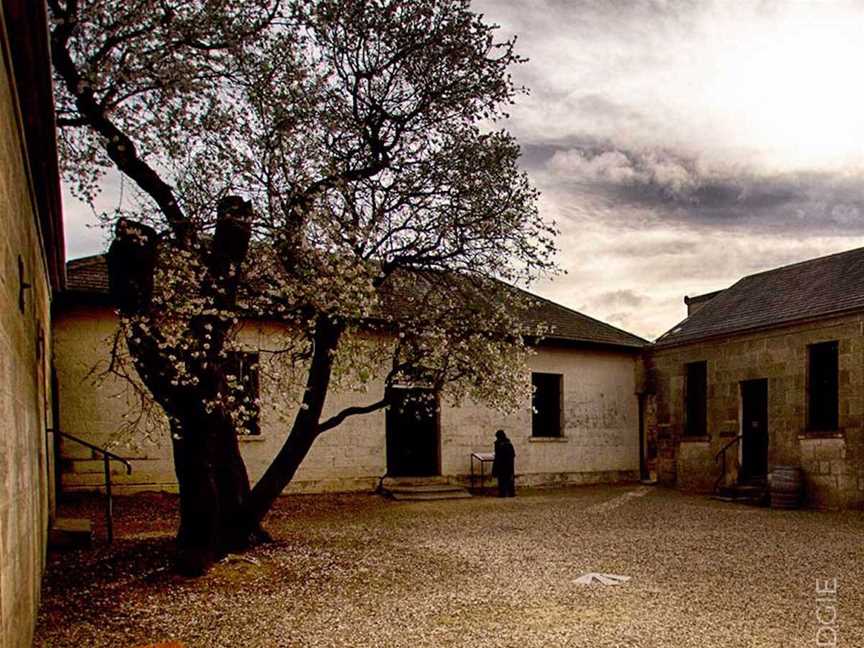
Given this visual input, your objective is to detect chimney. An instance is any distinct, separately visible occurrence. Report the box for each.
[684,290,723,317]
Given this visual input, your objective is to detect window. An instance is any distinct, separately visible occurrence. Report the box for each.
[808,341,838,431]
[226,352,261,435]
[532,372,562,437]
[685,361,707,437]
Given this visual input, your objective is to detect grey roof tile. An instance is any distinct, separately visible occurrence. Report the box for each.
[64,255,647,349]
[656,246,864,346]
[65,255,110,294]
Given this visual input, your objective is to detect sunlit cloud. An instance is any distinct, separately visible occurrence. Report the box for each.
[470,0,864,339]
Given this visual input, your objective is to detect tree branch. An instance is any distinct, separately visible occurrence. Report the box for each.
[318,397,389,434]
[49,0,191,244]
[56,116,89,127]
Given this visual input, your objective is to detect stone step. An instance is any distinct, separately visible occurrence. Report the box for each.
[713,483,769,506]
[381,476,449,488]
[386,484,467,494]
[390,490,472,501]
[49,517,93,549]
[380,477,472,501]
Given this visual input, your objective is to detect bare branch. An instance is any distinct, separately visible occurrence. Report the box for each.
[318,397,389,434]
[50,5,191,243]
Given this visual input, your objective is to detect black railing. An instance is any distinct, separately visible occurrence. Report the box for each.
[713,434,743,493]
[49,429,132,543]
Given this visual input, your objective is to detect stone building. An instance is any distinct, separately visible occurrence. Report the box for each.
[648,248,864,509]
[0,1,65,645]
[54,255,648,496]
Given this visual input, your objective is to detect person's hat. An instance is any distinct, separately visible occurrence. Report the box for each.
[495,429,506,440]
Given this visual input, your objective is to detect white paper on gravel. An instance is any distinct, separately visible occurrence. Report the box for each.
[573,573,631,586]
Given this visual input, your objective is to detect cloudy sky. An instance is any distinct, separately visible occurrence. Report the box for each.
[63,0,864,340]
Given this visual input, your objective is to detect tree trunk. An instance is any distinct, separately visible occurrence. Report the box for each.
[244,315,344,527]
[103,205,353,574]
[171,407,255,575]
[126,342,256,575]
[107,202,260,575]
[168,313,346,565]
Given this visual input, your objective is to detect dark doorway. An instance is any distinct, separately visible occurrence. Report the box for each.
[386,387,439,477]
[740,379,768,481]
[638,393,648,481]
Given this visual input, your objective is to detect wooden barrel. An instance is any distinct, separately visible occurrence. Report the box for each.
[770,465,803,509]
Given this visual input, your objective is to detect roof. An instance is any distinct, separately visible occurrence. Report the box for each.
[64,255,109,294]
[62,255,647,350]
[508,285,647,349]
[656,246,864,347]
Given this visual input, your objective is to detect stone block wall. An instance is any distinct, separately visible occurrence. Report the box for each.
[799,436,857,509]
[648,315,864,508]
[0,30,55,648]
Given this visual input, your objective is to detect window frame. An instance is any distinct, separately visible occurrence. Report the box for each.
[531,372,564,438]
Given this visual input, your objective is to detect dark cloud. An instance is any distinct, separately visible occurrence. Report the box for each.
[518,136,615,171]
[480,0,864,337]
[538,143,864,235]
[603,238,692,260]
[592,289,647,309]
[518,143,566,172]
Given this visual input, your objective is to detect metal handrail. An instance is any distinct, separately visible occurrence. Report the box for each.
[713,434,743,492]
[49,428,132,543]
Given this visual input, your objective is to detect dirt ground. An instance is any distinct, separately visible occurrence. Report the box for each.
[34,485,864,647]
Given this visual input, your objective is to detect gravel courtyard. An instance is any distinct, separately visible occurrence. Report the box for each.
[35,485,863,648]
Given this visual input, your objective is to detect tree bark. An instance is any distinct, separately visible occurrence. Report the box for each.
[107,200,260,575]
[171,405,255,575]
[244,315,344,526]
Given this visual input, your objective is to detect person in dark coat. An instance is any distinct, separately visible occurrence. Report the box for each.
[492,430,516,497]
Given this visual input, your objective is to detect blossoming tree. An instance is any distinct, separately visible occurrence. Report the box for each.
[49,0,557,574]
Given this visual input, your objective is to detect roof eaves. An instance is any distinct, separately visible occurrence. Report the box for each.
[536,335,647,351]
[653,304,864,349]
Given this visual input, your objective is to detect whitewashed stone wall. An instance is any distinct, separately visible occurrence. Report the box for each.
[443,345,640,486]
[55,306,641,494]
